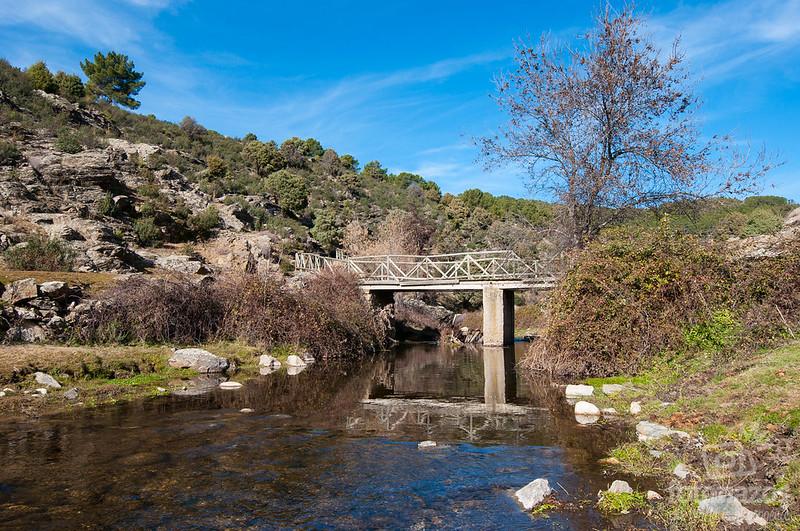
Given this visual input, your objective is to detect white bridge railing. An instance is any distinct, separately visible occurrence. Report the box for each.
[295,250,552,285]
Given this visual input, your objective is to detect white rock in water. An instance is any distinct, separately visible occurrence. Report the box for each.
[418,440,437,449]
[647,490,663,501]
[240,408,254,413]
[169,348,228,373]
[636,421,690,442]
[259,354,280,368]
[514,478,551,510]
[602,384,625,395]
[287,365,306,376]
[286,355,307,367]
[575,401,601,416]
[607,480,633,494]
[0,392,5,398]
[156,387,167,393]
[219,381,243,390]
[34,372,61,389]
[629,401,642,414]
[673,463,691,479]
[565,384,594,398]
[698,495,767,526]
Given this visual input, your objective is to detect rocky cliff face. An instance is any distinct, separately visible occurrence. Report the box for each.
[0,92,286,277]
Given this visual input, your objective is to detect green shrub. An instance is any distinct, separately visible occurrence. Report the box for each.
[54,71,85,101]
[188,206,220,238]
[0,141,22,166]
[97,192,115,217]
[597,490,646,514]
[684,309,741,352]
[3,235,74,271]
[26,61,57,93]
[133,217,161,246]
[55,128,83,153]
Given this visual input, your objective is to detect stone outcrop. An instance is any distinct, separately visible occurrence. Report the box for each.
[168,348,229,374]
[1,278,84,342]
[698,495,767,526]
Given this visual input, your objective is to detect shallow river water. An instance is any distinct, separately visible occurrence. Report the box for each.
[0,343,652,529]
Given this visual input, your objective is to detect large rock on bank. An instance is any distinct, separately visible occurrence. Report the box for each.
[168,348,228,373]
[698,495,767,526]
[514,478,551,510]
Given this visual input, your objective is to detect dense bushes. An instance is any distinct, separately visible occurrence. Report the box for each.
[3,235,74,271]
[524,220,800,377]
[76,270,386,359]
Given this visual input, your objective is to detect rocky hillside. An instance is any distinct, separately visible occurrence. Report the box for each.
[0,58,557,278]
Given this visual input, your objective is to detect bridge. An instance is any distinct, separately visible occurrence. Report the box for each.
[295,250,556,347]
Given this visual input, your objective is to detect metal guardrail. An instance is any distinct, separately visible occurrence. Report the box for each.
[295,250,553,284]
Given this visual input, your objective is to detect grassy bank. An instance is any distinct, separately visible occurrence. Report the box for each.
[0,342,289,418]
[583,341,800,528]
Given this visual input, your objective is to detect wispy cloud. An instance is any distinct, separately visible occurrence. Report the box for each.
[648,0,800,82]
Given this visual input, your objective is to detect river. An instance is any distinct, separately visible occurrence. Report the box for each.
[0,343,651,529]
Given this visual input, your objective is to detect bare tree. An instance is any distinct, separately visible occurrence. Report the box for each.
[481,5,772,248]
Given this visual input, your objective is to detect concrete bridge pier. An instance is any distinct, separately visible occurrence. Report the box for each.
[482,285,515,347]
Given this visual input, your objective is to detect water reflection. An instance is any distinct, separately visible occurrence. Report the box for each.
[0,343,646,530]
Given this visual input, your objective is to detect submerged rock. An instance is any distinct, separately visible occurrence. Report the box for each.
[259,354,281,368]
[515,478,551,511]
[286,354,307,367]
[287,365,306,376]
[636,421,690,442]
[219,381,243,390]
[34,372,61,389]
[698,495,767,526]
[168,348,228,374]
[565,384,594,398]
[418,440,436,449]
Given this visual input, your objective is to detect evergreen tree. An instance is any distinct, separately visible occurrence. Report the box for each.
[81,51,145,109]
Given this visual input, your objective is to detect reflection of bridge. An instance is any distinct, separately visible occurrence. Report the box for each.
[295,250,557,346]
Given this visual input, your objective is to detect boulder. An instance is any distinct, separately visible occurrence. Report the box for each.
[629,401,642,414]
[34,372,62,388]
[636,421,690,442]
[259,354,281,368]
[418,440,437,449]
[698,495,767,526]
[673,463,691,479]
[38,281,69,299]
[6,323,47,342]
[286,355,307,367]
[607,480,633,494]
[168,348,229,373]
[575,401,601,416]
[565,384,594,398]
[64,388,78,400]
[155,255,212,275]
[646,490,662,501]
[514,478,551,511]
[219,381,243,390]
[2,278,38,305]
[602,384,625,395]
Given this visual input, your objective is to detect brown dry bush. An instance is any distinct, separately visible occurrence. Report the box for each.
[523,220,800,377]
[75,275,223,344]
[77,270,385,359]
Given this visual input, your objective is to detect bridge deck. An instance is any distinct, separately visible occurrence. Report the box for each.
[295,250,555,289]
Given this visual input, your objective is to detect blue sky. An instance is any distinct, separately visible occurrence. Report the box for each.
[1,0,798,200]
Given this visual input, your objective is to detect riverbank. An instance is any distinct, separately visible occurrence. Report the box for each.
[580,340,800,528]
[0,342,287,418]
